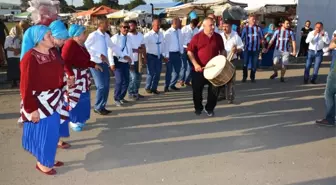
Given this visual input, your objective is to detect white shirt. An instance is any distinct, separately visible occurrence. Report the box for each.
[181,24,199,48]
[4,36,20,58]
[128,32,144,62]
[110,33,134,65]
[163,27,184,56]
[306,30,330,51]
[85,29,125,66]
[199,25,219,33]
[144,30,165,58]
[220,31,244,60]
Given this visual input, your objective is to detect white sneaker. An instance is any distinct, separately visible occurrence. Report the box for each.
[115,101,122,107]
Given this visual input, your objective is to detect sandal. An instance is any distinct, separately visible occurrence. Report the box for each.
[36,164,57,175]
[57,141,71,149]
[54,161,64,167]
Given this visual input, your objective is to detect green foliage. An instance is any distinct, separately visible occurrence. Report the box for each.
[83,0,95,9]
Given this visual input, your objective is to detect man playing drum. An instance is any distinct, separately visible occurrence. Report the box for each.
[187,17,226,117]
[218,20,244,103]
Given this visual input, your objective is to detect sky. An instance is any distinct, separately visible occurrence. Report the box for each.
[2,0,174,7]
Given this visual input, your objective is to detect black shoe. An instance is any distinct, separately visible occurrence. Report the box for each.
[316,119,335,127]
[310,80,317,84]
[195,110,202,115]
[152,90,160,95]
[145,89,152,94]
[170,86,180,91]
[242,78,247,83]
[164,88,170,92]
[280,77,285,82]
[204,110,214,117]
[303,79,309,84]
[94,109,109,115]
[270,73,278,79]
[102,108,112,114]
[137,94,145,98]
[251,79,256,83]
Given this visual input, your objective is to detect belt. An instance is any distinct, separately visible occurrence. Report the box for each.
[148,53,159,58]
[169,51,180,54]
[309,49,323,52]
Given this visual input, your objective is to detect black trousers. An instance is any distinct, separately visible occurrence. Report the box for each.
[192,71,219,112]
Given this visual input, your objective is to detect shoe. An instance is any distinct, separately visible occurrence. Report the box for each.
[242,78,247,83]
[303,79,309,84]
[251,79,256,83]
[57,141,71,149]
[270,73,278,79]
[54,161,64,167]
[120,99,129,104]
[228,100,234,104]
[204,110,214,117]
[131,95,139,101]
[152,90,160,95]
[316,119,335,127]
[137,94,145,98]
[102,108,112,114]
[145,89,152,94]
[170,86,180,91]
[115,101,122,107]
[185,82,192,86]
[195,110,202,115]
[310,80,317,84]
[36,164,57,175]
[179,81,185,87]
[164,88,170,92]
[94,109,108,115]
[280,77,285,82]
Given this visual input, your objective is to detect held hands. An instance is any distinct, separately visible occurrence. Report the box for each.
[262,48,268,53]
[94,64,103,72]
[163,57,169,63]
[124,56,132,63]
[67,76,75,87]
[110,65,116,71]
[31,110,40,123]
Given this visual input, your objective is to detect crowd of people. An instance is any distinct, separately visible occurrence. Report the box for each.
[0,5,334,175]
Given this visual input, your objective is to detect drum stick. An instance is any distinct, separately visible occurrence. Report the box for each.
[202,64,216,70]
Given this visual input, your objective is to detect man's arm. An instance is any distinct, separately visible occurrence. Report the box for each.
[84,32,103,58]
[306,31,314,43]
[236,35,244,53]
[267,31,278,50]
[291,31,297,55]
[322,32,330,44]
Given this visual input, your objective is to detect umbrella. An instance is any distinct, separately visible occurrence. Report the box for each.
[106,9,129,19]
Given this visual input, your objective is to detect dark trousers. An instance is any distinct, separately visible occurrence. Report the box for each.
[192,71,219,112]
[165,52,182,88]
[304,50,323,82]
[243,50,259,80]
[145,54,162,91]
[325,70,336,124]
[114,61,130,101]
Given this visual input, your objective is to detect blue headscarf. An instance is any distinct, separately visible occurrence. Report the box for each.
[267,24,275,34]
[49,20,69,40]
[232,24,237,32]
[20,25,50,60]
[189,11,198,20]
[68,24,86,37]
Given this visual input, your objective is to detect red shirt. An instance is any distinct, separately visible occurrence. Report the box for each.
[20,49,64,113]
[187,31,224,68]
[61,39,96,76]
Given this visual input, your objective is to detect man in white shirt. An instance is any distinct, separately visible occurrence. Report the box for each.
[127,20,146,100]
[144,18,166,95]
[85,17,131,114]
[218,20,244,103]
[110,22,134,107]
[179,19,199,87]
[304,22,330,84]
[163,17,184,92]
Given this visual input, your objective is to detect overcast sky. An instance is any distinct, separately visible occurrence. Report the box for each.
[2,0,173,7]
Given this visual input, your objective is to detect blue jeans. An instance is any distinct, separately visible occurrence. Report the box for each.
[114,60,130,101]
[330,50,336,71]
[179,50,192,83]
[243,50,259,80]
[90,62,110,111]
[145,54,162,91]
[304,50,323,81]
[128,61,142,96]
[165,52,182,88]
[325,70,336,124]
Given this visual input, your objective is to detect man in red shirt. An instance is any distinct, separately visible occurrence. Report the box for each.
[187,17,226,117]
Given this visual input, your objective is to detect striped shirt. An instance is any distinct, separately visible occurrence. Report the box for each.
[241,25,264,51]
[271,28,295,52]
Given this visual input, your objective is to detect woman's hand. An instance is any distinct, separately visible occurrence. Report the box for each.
[31,110,40,123]
[94,64,103,72]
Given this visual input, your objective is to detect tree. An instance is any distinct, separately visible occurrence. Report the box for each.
[83,0,94,9]
[126,0,146,10]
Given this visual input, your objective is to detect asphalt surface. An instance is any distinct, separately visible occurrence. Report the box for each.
[0,63,335,185]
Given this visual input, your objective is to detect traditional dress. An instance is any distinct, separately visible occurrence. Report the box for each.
[49,20,70,137]
[20,25,68,168]
[62,24,95,131]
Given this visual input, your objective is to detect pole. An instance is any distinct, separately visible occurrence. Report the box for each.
[150,3,154,22]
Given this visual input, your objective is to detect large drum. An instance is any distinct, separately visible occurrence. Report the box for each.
[203,55,235,87]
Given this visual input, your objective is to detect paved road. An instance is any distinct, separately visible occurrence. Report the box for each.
[0,64,335,185]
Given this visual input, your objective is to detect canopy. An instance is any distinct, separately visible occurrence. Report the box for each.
[106,9,129,19]
[166,0,227,17]
[76,6,118,17]
[14,12,31,19]
[124,11,141,20]
[229,0,297,5]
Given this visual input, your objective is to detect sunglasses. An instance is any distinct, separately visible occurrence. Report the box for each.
[122,26,130,29]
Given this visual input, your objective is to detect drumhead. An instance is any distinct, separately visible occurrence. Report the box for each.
[204,55,227,80]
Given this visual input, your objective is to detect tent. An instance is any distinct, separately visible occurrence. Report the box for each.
[131,2,183,16]
[106,9,129,19]
[14,12,30,19]
[166,0,227,17]
[76,6,118,18]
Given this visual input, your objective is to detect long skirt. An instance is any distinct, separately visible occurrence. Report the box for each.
[7,57,20,81]
[69,91,91,124]
[59,120,70,138]
[22,112,60,168]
